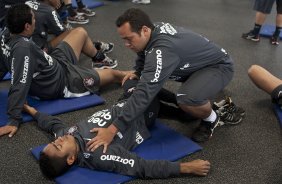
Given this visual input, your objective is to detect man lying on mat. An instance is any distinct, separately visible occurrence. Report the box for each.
[24,80,210,179]
[0,4,128,138]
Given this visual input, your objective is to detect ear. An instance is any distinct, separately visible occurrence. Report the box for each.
[142,26,151,37]
[66,154,76,166]
[24,23,31,32]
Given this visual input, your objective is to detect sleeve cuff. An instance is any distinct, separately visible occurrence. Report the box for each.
[113,118,126,132]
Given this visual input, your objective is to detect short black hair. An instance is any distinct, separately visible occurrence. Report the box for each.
[116,8,154,34]
[39,151,72,179]
[6,3,32,34]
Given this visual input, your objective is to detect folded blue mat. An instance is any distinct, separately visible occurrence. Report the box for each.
[31,120,202,184]
[273,104,282,128]
[71,0,104,9]
[0,90,104,127]
[2,73,11,81]
[260,24,282,39]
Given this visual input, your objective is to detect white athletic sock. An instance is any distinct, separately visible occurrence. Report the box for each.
[203,110,217,123]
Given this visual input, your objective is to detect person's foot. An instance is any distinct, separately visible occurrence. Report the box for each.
[270,35,279,45]
[192,116,223,143]
[77,7,96,17]
[180,160,211,176]
[95,41,114,54]
[67,14,89,24]
[92,55,118,69]
[242,30,260,42]
[132,0,151,4]
[213,96,245,116]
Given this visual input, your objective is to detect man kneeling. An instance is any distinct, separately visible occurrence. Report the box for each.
[24,81,210,179]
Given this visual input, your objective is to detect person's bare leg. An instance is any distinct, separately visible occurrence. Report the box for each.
[255,12,267,25]
[248,65,282,94]
[180,159,211,176]
[96,69,130,86]
[62,27,97,60]
[49,30,71,48]
[179,102,212,119]
[276,14,282,27]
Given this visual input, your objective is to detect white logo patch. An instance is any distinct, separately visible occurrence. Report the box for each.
[159,23,177,35]
[83,153,91,159]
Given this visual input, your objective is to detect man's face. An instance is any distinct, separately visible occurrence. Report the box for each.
[43,135,77,159]
[117,22,150,53]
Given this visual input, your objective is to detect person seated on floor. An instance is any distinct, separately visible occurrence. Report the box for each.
[248,65,282,105]
[0,4,128,138]
[23,80,211,179]
[25,0,114,61]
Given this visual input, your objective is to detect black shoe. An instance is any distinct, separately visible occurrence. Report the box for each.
[213,96,245,116]
[192,116,223,143]
[219,111,242,125]
[242,30,260,42]
[95,41,114,54]
[270,36,279,45]
[92,55,118,69]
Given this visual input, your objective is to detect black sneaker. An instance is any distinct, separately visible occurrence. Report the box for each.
[97,41,114,54]
[92,55,118,69]
[192,116,223,143]
[67,14,89,24]
[77,7,96,17]
[219,111,242,125]
[242,30,260,42]
[270,36,279,45]
[213,97,245,116]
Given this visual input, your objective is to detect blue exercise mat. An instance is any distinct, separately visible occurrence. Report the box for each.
[2,73,11,81]
[0,90,104,127]
[260,24,282,39]
[273,104,282,128]
[71,0,104,9]
[31,120,202,184]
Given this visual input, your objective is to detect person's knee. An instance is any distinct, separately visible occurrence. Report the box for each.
[248,64,261,78]
[71,27,88,37]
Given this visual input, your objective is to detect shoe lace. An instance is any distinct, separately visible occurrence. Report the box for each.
[220,111,235,121]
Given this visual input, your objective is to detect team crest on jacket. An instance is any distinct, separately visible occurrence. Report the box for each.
[83,153,91,158]
[67,126,78,135]
[83,78,95,87]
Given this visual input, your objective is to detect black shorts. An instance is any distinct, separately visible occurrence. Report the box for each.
[51,41,100,97]
[254,0,282,14]
[271,84,282,105]
[176,57,234,106]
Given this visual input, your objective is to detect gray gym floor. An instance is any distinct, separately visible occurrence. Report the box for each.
[0,0,282,183]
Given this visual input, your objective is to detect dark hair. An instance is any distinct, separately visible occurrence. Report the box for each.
[39,151,72,179]
[116,8,154,34]
[6,4,32,34]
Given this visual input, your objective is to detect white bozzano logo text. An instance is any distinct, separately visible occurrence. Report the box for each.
[151,49,162,82]
[136,131,144,144]
[43,52,53,66]
[52,11,64,31]
[20,56,29,83]
[159,23,177,35]
[100,155,135,167]
[88,109,111,127]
